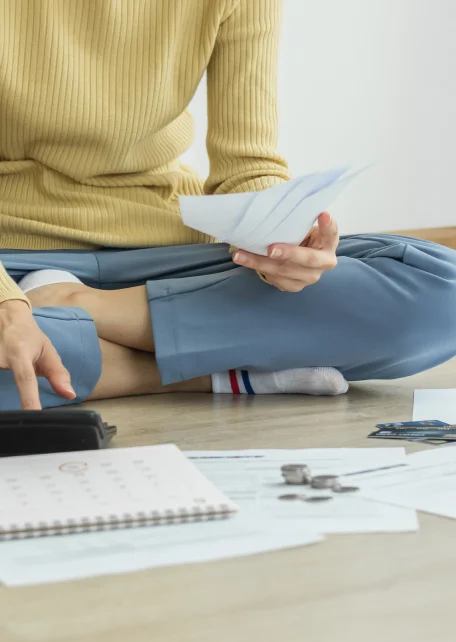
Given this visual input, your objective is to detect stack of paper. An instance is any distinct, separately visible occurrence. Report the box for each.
[180,167,364,255]
[188,449,417,535]
[0,518,322,587]
[0,447,416,586]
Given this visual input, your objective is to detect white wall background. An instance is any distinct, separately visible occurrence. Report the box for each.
[182,0,456,234]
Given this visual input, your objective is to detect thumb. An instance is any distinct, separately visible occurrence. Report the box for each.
[38,342,76,400]
[317,212,339,250]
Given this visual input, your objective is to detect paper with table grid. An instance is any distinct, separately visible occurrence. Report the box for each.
[0,444,238,540]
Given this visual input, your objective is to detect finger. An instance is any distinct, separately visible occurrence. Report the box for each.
[264,261,322,283]
[233,250,275,272]
[263,275,308,293]
[38,342,76,400]
[266,245,335,270]
[317,212,339,250]
[9,356,42,410]
[234,248,329,274]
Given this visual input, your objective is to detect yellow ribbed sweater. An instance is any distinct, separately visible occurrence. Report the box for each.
[0,0,290,303]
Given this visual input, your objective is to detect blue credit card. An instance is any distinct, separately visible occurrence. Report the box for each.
[376,420,451,428]
[370,428,456,439]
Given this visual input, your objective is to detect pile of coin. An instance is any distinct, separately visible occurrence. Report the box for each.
[280,464,359,495]
[280,464,311,485]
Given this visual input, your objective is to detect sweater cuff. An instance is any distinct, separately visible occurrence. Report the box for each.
[228,175,287,195]
[0,266,30,307]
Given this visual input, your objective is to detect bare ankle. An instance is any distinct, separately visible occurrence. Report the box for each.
[166,376,213,393]
[65,284,94,310]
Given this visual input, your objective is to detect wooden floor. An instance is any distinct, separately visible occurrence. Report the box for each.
[391,226,456,249]
[2,359,456,642]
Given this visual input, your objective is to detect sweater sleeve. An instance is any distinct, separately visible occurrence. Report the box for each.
[0,263,29,305]
[205,0,291,195]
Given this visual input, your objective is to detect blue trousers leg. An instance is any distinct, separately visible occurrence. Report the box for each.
[143,235,456,383]
[0,306,101,411]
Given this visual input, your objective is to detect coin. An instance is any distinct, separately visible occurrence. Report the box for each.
[283,473,312,485]
[281,464,310,473]
[333,486,360,494]
[281,464,311,485]
[278,494,307,501]
[282,472,304,485]
[304,496,333,503]
[310,475,340,490]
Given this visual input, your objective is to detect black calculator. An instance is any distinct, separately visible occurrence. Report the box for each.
[0,410,117,457]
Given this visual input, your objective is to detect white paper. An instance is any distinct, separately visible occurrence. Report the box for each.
[180,190,257,240]
[413,389,456,424]
[186,449,418,535]
[179,166,364,255]
[229,175,308,240]
[231,168,347,245]
[354,446,456,520]
[0,517,322,587]
[257,173,356,251]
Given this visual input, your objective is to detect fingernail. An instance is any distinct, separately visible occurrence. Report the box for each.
[234,252,246,264]
[270,248,283,259]
[64,383,76,397]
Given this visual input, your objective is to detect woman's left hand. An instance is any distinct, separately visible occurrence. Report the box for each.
[232,212,339,292]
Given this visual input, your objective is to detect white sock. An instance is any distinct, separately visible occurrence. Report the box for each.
[18,270,82,293]
[211,367,349,396]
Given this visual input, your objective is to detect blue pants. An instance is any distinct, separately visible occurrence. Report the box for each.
[1,234,456,410]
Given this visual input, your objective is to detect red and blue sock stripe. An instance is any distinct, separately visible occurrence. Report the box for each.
[228,369,255,394]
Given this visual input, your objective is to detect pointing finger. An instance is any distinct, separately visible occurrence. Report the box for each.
[9,356,41,410]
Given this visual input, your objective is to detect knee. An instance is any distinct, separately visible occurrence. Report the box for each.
[388,267,456,377]
[405,241,456,283]
[402,242,456,329]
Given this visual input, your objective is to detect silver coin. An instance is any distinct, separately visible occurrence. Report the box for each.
[281,464,311,485]
[282,470,304,484]
[304,496,333,503]
[333,485,360,494]
[278,494,307,501]
[282,474,312,486]
[310,480,340,490]
[281,464,311,473]
[310,475,340,490]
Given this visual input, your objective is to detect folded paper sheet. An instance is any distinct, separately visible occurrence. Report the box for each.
[180,167,365,254]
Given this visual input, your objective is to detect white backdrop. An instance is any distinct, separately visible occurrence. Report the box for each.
[182,0,456,234]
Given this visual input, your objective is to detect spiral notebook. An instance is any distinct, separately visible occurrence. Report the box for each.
[0,444,238,540]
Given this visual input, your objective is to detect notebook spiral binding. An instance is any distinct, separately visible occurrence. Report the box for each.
[0,503,233,540]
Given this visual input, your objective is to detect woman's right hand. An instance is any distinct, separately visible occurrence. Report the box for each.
[0,300,75,409]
